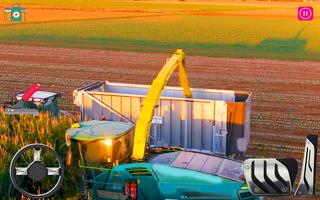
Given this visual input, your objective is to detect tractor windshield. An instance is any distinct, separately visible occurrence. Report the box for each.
[13,92,60,116]
[12,100,38,109]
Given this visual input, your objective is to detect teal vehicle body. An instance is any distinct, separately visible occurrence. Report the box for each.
[89,151,261,200]
[66,121,260,200]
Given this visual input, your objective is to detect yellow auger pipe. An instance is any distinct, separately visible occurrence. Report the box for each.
[131,49,192,161]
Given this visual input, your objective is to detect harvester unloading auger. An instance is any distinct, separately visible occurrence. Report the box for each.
[66,49,195,164]
[131,49,192,161]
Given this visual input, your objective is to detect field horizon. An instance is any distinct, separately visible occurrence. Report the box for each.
[0,0,319,61]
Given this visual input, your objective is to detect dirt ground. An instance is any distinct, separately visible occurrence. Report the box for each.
[1,44,320,151]
[0,44,320,196]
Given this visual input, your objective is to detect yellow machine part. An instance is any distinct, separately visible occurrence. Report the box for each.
[132,49,192,161]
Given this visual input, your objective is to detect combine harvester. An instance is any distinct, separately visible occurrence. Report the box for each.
[66,50,258,200]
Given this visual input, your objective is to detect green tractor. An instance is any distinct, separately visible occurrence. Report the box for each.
[2,84,61,117]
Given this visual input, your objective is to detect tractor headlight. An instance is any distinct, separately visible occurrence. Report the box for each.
[103,139,113,147]
[240,185,249,190]
[34,101,41,106]
[71,123,80,128]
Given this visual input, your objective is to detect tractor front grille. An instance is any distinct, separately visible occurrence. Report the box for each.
[126,167,152,177]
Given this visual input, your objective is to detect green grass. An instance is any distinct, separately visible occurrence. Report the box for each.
[1,13,320,60]
[0,1,319,60]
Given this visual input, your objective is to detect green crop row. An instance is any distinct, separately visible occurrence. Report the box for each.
[0,111,83,199]
[1,12,319,60]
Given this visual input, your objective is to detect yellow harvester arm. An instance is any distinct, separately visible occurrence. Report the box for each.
[132,49,192,161]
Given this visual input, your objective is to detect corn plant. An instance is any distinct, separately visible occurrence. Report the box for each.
[0,111,83,199]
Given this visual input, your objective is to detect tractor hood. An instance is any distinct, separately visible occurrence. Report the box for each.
[112,162,245,200]
[152,163,243,185]
[153,163,247,200]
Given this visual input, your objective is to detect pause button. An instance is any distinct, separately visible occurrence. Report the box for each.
[298,7,314,21]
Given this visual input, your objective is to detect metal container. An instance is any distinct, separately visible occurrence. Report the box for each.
[73,81,252,156]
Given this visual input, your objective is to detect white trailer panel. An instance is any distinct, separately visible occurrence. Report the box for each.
[73,81,251,156]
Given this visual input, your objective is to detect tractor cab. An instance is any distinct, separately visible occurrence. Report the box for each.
[66,120,134,168]
[65,120,134,197]
[5,91,61,116]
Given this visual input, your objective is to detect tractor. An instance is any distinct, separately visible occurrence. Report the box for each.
[2,84,61,117]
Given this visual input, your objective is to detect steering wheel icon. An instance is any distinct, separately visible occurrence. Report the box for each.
[10,144,64,199]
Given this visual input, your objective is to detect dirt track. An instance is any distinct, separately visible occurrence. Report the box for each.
[1,44,320,171]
